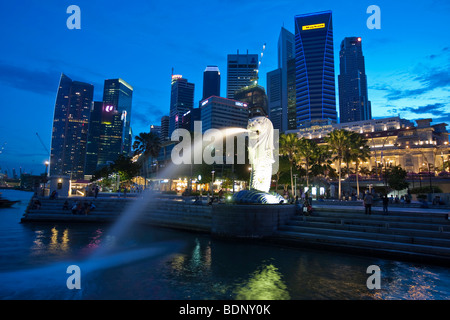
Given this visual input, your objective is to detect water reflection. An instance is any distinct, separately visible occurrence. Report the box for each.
[234,263,290,300]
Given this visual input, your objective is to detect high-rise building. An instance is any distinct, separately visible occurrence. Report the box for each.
[267,68,283,130]
[50,73,94,180]
[160,116,170,141]
[294,11,337,127]
[96,104,125,168]
[338,37,371,123]
[84,101,103,176]
[200,96,249,132]
[202,66,221,100]
[169,75,195,136]
[226,51,259,99]
[102,78,133,156]
[267,27,297,132]
[287,59,297,130]
[234,84,268,118]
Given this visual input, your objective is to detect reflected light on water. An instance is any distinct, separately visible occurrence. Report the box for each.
[234,264,290,300]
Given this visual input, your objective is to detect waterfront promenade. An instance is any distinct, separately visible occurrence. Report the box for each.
[21,194,450,266]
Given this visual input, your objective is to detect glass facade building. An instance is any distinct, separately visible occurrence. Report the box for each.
[226,51,258,99]
[84,101,103,176]
[50,73,93,180]
[102,78,133,156]
[294,11,337,127]
[169,75,195,137]
[338,37,371,123]
[200,96,249,132]
[202,66,221,100]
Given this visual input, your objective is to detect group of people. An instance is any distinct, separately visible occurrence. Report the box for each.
[84,185,100,198]
[63,200,95,215]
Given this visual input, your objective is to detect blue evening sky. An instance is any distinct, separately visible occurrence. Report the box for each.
[0,0,449,174]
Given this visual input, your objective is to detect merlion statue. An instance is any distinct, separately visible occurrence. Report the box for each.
[231,116,285,204]
[247,116,275,193]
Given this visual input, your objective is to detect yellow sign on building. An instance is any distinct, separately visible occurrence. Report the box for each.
[302,23,325,30]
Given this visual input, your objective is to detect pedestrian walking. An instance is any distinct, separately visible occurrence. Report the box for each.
[364,192,373,215]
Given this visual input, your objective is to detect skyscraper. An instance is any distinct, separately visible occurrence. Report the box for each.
[338,37,371,123]
[102,78,133,156]
[84,101,103,176]
[50,73,93,180]
[294,11,337,127]
[96,104,125,168]
[267,27,296,132]
[202,66,221,100]
[226,51,258,99]
[200,96,249,132]
[234,84,268,118]
[169,75,195,136]
[267,68,282,130]
[160,116,169,141]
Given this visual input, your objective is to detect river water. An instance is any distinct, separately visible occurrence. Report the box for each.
[0,189,449,300]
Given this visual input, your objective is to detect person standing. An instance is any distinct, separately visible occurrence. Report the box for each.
[364,192,373,215]
[382,194,389,215]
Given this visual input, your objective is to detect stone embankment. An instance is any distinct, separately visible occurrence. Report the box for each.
[21,196,450,265]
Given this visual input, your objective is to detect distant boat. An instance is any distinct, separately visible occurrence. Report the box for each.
[0,194,20,208]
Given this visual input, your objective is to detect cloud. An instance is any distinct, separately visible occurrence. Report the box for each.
[0,61,60,95]
[399,103,447,115]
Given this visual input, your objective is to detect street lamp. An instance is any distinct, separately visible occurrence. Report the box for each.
[211,170,215,194]
[43,161,49,196]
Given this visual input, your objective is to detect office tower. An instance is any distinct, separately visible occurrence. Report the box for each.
[84,101,103,176]
[160,116,169,141]
[287,59,297,130]
[169,75,195,136]
[181,108,201,132]
[226,51,259,99]
[234,84,268,118]
[50,73,94,180]
[102,78,133,156]
[200,96,249,132]
[202,66,221,100]
[96,104,125,168]
[150,125,161,138]
[338,37,371,123]
[267,69,283,130]
[267,27,296,132]
[294,11,337,127]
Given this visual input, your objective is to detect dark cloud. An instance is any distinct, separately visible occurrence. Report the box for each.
[132,102,165,130]
[0,61,60,95]
[399,103,447,115]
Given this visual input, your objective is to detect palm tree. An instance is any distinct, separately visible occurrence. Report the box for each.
[297,137,319,189]
[324,129,351,200]
[132,132,161,188]
[279,133,300,196]
[349,133,370,198]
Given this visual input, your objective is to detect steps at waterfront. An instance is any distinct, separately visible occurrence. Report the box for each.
[21,197,213,233]
[272,209,450,263]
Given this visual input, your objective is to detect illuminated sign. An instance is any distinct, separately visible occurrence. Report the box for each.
[201,99,209,106]
[302,23,325,31]
[105,105,114,112]
[235,101,247,107]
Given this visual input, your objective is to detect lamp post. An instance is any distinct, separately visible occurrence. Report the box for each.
[43,161,49,197]
[211,170,215,194]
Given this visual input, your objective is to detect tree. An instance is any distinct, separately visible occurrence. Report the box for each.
[387,165,409,194]
[279,133,300,196]
[348,132,370,198]
[324,129,351,200]
[132,132,161,187]
[111,155,140,184]
[297,138,322,189]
